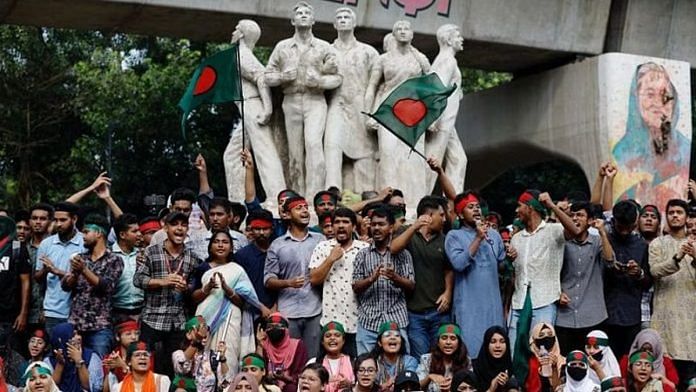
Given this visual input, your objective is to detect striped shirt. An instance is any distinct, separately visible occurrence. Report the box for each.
[133,242,198,331]
[352,244,415,332]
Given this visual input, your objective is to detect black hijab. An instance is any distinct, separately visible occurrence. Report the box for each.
[472,326,512,390]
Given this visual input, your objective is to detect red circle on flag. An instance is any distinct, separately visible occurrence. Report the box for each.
[194,66,217,95]
[392,98,427,127]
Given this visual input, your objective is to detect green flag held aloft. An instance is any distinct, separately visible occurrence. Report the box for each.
[512,286,533,382]
[366,72,456,156]
[178,44,243,138]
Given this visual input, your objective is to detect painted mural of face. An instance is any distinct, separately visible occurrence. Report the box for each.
[636,67,675,137]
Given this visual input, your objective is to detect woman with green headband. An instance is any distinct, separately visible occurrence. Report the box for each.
[625,351,662,392]
[370,322,418,391]
[240,354,280,392]
[172,316,230,392]
[313,322,353,392]
[416,323,471,392]
[22,362,60,392]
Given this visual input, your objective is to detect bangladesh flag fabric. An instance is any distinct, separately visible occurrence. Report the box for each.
[366,72,456,151]
[0,216,16,266]
[178,44,243,137]
[512,286,533,382]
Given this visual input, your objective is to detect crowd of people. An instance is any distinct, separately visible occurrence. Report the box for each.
[1,151,695,392]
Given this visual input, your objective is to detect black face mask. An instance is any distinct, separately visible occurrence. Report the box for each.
[267,328,286,344]
[567,367,587,381]
[535,337,556,351]
[590,351,604,362]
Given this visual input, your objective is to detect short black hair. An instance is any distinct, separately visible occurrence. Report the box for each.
[230,201,247,222]
[54,201,80,216]
[332,207,357,226]
[114,213,139,237]
[371,206,395,225]
[246,209,274,225]
[416,196,442,216]
[570,201,592,216]
[209,197,231,214]
[30,203,54,218]
[14,209,30,223]
[665,199,688,214]
[83,213,110,234]
[613,200,638,226]
[170,188,196,204]
[303,363,329,385]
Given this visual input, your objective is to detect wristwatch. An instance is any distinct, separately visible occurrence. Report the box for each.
[76,360,86,368]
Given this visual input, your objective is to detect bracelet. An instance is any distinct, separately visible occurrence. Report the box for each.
[76,360,86,368]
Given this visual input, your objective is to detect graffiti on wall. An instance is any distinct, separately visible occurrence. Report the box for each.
[323,0,452,17]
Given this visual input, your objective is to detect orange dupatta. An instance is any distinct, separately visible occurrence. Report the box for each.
[120,371,157,392]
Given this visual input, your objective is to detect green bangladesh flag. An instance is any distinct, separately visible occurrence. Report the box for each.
[0,216,17,264]
[366,72,456,152]
[512,286,533,382]
[178,44,243,138]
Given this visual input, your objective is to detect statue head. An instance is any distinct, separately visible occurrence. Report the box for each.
[291,1,315,29]
[436,24,463,52]
[334,7,356,32]
[392,20,413,44]
[232,19,261,46]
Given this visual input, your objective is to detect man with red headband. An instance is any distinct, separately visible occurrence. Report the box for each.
[445,191,509,359]
[265,195,325,359]
[507,189,581,355]
[236,209,278,315]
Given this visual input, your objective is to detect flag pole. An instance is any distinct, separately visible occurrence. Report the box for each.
[235,44,246,150]
[364,112,429,161]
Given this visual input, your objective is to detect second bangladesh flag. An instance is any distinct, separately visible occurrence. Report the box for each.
[366,73,456,151]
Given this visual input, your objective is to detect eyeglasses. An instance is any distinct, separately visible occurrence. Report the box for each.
[132,352,151,359]
[357,367,376,374]
[382,331,400,338]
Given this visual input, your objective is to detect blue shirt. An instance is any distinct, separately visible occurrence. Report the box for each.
[445,225,505,358]
[235,243,276,309]
[36,231,84,319]
[264,230,324,318]
[111,243,144,309]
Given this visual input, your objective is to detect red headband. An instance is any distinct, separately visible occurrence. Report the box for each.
[286,199,308,211]
[501,231,511,241]
[455,194,479,214]
[116,320,139,334]
[139,220,161,234]
[248,219,273,229]
[322,215,332,225]
[518,192,535,204]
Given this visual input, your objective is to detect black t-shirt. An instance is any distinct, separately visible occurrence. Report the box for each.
[0,241,31,322]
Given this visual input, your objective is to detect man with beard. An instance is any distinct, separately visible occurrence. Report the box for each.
[35,201,84,331]
[236,209,277,315]
[112,213,145,321]
[264,196,325,358]
[352,206,415,355]
[134,212,197,377]
[648,199,696,389]
[62,214,124,357]
[604,200,651,357]
[309,207,369,358]
[637,204,660,329]
[25,204,53,334]
[555,202,615,354]
[445,192,508,359]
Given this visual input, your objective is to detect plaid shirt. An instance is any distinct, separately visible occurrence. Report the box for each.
[352,244,414,332]
[133,242,198,331]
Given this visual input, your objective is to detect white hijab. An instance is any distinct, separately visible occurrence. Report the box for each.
[22,361,61,392]
[563,368,600,392]
[586,330,621,385]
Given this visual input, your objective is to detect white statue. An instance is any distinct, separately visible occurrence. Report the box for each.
[265,1,342,198]
[426,24,468,193]
[365,20,431,207]
[224,19,287,205]
[324,7,380,193]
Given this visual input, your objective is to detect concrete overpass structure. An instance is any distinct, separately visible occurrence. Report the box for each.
[1,0,694,200]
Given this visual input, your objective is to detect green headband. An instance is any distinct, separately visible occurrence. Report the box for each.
[378,321,400,336]
[601,376,624,391]
[437,324,461,337]
[322,321,345,335]
[629,351,655,365]
[22,363,52,384]
[185,316,205,333]
[586,336,609,347]
[240,354,265,369]
[172,376,197,392]
[84,224,107,234]
[687,378,696,388]
[126,341,150,359]
[566,350,588,365]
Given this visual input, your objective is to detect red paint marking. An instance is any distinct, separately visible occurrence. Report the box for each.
[392,98,427,127]
[194,66,217,96]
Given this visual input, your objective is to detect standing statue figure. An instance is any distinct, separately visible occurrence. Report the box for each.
[365,20,431,206]
[224,19,286,205]
[265,1,342,197]
[425,24,468,193]
[324,7,380,193]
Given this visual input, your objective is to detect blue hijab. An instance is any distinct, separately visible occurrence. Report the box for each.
[48,323,95,392]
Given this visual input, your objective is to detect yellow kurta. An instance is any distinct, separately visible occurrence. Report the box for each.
[648,234,696,361]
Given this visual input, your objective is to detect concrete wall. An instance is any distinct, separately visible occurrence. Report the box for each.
[0,0,611,71]
[458,53,692,209]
